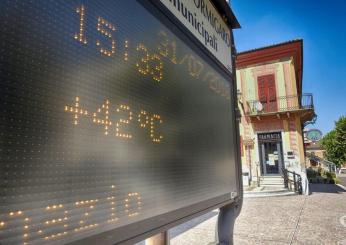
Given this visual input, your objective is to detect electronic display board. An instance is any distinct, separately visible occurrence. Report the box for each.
[0,0,239,244]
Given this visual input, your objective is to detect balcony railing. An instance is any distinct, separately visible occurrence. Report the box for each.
[245,93,314,116]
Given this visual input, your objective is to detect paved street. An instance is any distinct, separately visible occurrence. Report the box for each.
[169,184,346,245]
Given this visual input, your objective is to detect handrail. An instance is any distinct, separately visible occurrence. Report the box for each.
[306,152,337,173]
[282,168,303,194]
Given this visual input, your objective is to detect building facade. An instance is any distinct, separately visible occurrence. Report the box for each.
[236,40,316,186]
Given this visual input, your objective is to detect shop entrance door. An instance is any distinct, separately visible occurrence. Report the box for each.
[258,132,284,175]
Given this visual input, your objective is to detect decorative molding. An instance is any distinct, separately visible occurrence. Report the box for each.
[288,119,298,153]
[253,119,283,132]
[250,63,279,101]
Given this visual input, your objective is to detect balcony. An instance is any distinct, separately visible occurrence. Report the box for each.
[244,94,315,122]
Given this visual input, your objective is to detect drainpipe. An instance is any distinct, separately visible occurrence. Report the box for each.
[301,123,308,170]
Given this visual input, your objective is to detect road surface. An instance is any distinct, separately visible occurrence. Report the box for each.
[167,184,346,245]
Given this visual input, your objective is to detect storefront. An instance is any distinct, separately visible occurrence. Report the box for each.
[258,132,284,175]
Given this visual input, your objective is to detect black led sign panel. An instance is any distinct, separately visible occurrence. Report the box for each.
[0,1,238,244]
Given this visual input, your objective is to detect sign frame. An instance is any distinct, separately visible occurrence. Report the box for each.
[158,0,234,72]
[0,0,242,244]
[69,0,242,244]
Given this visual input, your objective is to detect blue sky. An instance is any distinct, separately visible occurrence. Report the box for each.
[231,0,346,134]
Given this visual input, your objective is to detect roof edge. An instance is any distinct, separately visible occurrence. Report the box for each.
[212,0,241,29]
[237,39,302,55]
[236,39,304,96]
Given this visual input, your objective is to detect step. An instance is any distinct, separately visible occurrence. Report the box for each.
[260,177,284,180]
[244,186,296,198]
[245,187,286,193]
[260,180,284,183]
[260,178,284,181]
[260,181,284,185]
[261,184,284,186]
[260,181,284,184]
[244,190,296,198]
[260,178,284,182]
[260,175,283,178]
[260,184,285,188]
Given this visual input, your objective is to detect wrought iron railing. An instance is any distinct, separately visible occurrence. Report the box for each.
[245,93,314,115]
[282,168,303,194]
[306,152,337,173]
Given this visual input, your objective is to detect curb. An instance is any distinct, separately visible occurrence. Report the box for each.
[337,184,346,191]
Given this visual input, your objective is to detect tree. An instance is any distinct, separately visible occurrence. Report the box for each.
[321,116,346,167]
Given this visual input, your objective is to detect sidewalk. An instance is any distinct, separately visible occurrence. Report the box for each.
[169,184,346,245]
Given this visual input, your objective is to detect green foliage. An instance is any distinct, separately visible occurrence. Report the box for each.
[306,167,317,179]
[334,177,341,184]
[320,169,336,183]
[320,116,346,167]
[306,167,336,184]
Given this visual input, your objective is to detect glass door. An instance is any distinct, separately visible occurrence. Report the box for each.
[259,141,283,175]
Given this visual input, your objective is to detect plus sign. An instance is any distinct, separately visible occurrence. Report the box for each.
[64,96,88,125]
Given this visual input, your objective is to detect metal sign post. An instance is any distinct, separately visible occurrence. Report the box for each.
[216,31,244,245]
